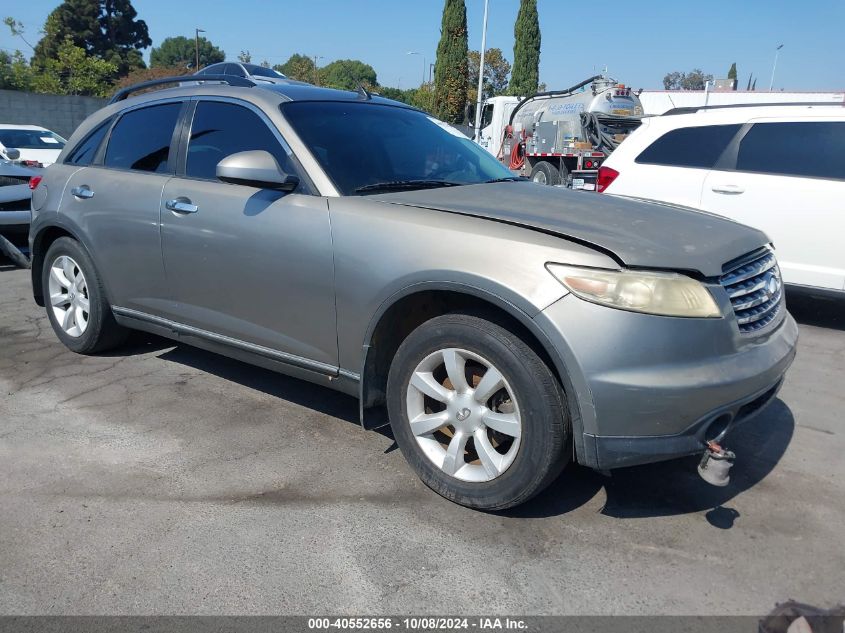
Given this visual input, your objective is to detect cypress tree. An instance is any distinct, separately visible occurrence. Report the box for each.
[509,0,541,96]
[433,0,468,123]
[727,62,737,90]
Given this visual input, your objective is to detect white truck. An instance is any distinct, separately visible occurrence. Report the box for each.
[475,75,644,189]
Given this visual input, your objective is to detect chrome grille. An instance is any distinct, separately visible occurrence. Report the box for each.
[720,248,783,334]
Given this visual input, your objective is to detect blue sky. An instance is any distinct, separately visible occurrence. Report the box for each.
[2,0,843,91]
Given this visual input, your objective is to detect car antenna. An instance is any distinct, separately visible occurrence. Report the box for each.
[356,84,372,101]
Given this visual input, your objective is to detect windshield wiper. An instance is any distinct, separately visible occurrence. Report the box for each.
[484,176,528,183]
[354,180,464,194]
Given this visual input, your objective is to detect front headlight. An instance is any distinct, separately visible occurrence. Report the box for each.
[547,264,721,318]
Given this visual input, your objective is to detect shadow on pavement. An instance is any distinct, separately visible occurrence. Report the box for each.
[157,341,361,426]
[510,399,794,522]
[786,288,845,331]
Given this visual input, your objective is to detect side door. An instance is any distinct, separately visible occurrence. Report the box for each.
[60,100,184,313]
[159,98,338,368]
[701,119,845,291]
[617,123,743,209]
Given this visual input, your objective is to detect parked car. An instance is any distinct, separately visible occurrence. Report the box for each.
[194,61,307,85]
[0,159,38,266]
[28,78,797,510]
[0,124,67,167]
[598,104,845,294]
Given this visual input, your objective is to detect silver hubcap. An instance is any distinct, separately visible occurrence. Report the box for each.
[406,348,522,483]
[48,255,90,337]
[532,171,547,184]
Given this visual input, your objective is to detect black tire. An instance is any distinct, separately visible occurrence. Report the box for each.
[529,160,560,186]
[387,314,570,510]
[41,237,128,354]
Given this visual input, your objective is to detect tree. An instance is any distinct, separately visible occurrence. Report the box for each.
[727,62,737,90]
[433,0,469,123]
[0,50,34,91]
[115,64,191,91]
[97,0,152,74]
[32,0,150,76]
[663,69,713,90]
[410,82,437,113]
[509,0,540,96]
[681,68,713,90]
[31,36,117,97]
[318,59,378,91]
[238,50,251,63]
[378,86,414,104]
[150,35,224,70]
[467,48,510,103]
[3,17,34,51]
[275,53,316,83]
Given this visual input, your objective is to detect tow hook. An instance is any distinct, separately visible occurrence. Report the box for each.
[697,440,735,487]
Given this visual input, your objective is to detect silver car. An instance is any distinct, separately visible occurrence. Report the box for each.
[29,78,797,510]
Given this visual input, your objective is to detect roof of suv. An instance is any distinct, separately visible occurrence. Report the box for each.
[659,103,845,123]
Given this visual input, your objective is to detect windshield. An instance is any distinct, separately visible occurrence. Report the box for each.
[245,64,285,78]
[281,101,514,195]
[0,129,66,150]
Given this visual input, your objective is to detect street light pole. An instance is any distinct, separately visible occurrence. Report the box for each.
[473,0,489,142]
[407,51,426,85]
[769,44,783,91]
[313,55,323,85]
[195,28,205,71]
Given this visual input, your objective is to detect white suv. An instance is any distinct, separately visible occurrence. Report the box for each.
[598,104,845,294]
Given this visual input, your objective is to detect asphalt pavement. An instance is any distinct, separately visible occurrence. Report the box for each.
[1,261,843,615]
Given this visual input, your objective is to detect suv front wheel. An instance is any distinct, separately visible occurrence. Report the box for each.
[387,314,570,510]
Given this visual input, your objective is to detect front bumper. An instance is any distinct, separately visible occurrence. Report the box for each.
[534,291,798,470]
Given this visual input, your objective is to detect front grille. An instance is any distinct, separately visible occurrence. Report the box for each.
[720,247,783,334]
[0,175,30,187]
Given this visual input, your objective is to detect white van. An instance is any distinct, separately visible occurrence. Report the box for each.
[598,104,845,293]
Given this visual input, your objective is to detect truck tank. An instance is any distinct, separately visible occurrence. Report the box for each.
[511,75,644,154]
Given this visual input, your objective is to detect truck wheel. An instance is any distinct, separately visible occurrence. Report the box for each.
[529,161,560,186]
[42,237,128,354]
[386,313,571,510]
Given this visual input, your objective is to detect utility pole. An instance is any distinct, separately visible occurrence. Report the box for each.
[195,28,205,71]
[473,0,489,142]
[769,44,783,91]
[313,55,323,85]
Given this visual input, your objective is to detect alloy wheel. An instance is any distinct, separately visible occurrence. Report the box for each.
[47,255,90,338]
[405,347,522,482]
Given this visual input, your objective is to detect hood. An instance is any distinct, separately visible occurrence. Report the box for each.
[375,181,769,278]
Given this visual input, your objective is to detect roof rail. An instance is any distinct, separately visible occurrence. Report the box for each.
[109,75,256,104]
[662,101,844,116]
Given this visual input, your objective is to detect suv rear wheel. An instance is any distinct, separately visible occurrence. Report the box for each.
[42,237,128,354]
[387,314,570,510]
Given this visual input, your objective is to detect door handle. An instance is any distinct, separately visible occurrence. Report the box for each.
[165,198,199,214]
[711,184,745,195]
[70,185,94,199]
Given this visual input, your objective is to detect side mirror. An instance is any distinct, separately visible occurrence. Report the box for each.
[5,148,20,161]
[216,150,299,191]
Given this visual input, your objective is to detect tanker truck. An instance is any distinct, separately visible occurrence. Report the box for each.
[475,74,644,190]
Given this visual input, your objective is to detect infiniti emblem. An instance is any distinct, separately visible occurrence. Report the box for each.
[456,408,471,421]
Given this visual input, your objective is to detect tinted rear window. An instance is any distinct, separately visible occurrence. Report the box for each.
[636,124,741,168]
[737,121,845,180]
[65,119,111,166]
[104,103,181,173]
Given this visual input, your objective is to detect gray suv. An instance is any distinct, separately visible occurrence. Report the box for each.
[29,78,797,510]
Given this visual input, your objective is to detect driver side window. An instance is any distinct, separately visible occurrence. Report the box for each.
[185,101,299,185]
